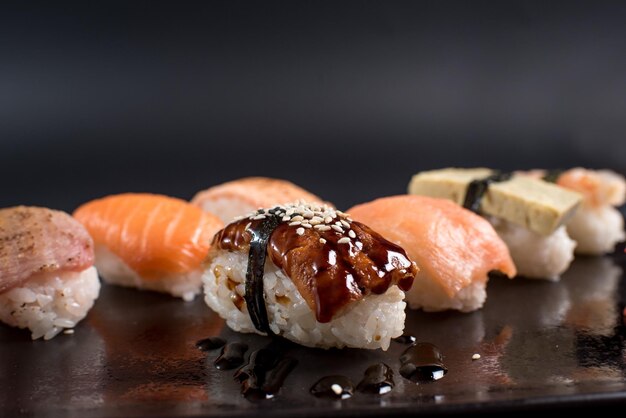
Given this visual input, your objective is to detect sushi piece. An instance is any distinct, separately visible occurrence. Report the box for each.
[348,195,516,312]
[554,168,625,255]
[0,206,100,340]
[191,177,329,223]
[74,193,223,301]
[408,168,582,280]
[202,202,418,350]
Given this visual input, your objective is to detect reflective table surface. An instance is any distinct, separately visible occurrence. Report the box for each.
[2,248,626,417]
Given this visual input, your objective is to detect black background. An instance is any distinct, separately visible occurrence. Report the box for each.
[2,0,626,211]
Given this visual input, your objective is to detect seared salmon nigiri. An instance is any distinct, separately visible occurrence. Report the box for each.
[0,206,100,340]
[74,193,223,301]
[348,195,516,312]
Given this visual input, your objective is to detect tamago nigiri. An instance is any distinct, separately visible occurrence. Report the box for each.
[74,193,223,301]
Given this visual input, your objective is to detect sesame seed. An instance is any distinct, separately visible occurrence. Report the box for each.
[331,225,344,233]
[340,219,350,228]
[472,353,481,360]
[252,214,266,220]
[348,230,356,238]
[289,221,301,226]
[286,208,295,216]
[337,237,351,244]
[317,225,331,231]
[303,211,314,218]
[291,215,304,222]
[245,222,252,230]
[324,216,333,224]
[296,227,305,236]
[301,223,312,228]
[64,329,74,335]
[319,238,327,244]
[282,216,291,221]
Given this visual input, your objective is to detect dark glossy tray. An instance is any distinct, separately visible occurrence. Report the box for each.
[2,247,626,417]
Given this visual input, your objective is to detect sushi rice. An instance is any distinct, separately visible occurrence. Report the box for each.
[489,218,576,280]
[0,266,100,340]
[566,206,625,255]
[96,247,201,302]
[203,251,406,350]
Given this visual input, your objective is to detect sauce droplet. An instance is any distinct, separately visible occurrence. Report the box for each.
[195,337,226,351]
[356,363,394,395]
[399,342,448,383]
[392,334,417,345]
[234,347,299,401]
[214,342,248,370]
[310,375,354,400]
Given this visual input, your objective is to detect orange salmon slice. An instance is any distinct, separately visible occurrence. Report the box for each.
[74,193,223,279]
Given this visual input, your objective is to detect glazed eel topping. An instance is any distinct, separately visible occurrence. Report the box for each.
[211,202,418,333]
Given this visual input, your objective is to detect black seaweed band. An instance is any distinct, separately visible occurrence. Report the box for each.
[462,172,512,214]
[245,211,281,334]
[542,169,563,183]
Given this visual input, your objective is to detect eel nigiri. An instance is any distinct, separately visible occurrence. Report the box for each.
[202,202,418,350]
[348,195,516,312]
[0,206,100,340]
[191,177,329,223]
[74,193,223,301]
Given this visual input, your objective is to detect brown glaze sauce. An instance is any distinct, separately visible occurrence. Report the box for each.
[212,209,417,324]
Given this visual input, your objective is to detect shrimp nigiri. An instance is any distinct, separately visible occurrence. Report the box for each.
[0,206,100,340]
[191,177,330,223]
[556,168,625,255]
[348,195,516,312]
[524,168,626,255]
[74,193,223,301]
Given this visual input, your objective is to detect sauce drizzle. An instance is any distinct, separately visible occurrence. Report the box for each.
[235,348,298,401]
[214,342,249,370]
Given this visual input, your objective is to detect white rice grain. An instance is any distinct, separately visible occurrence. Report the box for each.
[0,266,100,340]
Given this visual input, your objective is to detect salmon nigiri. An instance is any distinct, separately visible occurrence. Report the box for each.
[191,177,330,223]
[348,195,516,312]
[74,193,223,301]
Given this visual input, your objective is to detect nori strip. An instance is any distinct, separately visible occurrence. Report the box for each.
[542,169,564,183]
[462,171,512,214]
[245,209,282,334]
